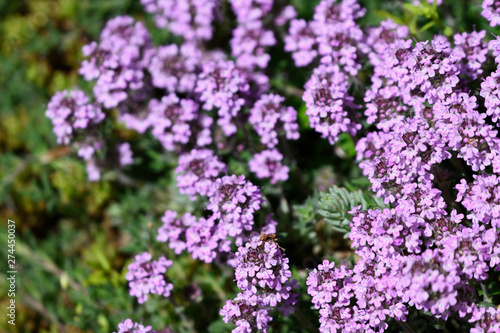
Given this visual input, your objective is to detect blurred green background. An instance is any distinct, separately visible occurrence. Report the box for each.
[0,0,491,332]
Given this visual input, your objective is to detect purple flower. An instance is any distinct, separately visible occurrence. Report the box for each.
[303,65,361,144]
[220,235,298,332]
[157,210,220,262]
[249,149,289,184]
[46,89,104,147]
[118,143,134,166]
[195,60,250,136]
[454,31,487,79]
[46,89,106,180]
[176,149,226,199]
[125,252,173,304]
[456,174,500,229]
[285,0,365,73]
[229,0,276,70]
[147,43,201,92]
[114,319,152,333]
[140,0,219,41]
[275,5,297,26]
[284,19,317,67]
[482,0,500,26]
[207,175,262,237]
[80,16,152,108]
[86,160,101,182]
[480,67,500,123]
[148,94,198,151]
[363,20,409,68]
[249,94,300,148]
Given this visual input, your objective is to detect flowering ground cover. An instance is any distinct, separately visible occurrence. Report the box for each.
[3,0,500,332]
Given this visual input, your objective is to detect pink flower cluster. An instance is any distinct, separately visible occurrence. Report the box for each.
[126,252,174,304]
[158,174,262,263]
[46,0,500,331]
[46,89,133,180]
[297,0,500,331]
[285,0,365,143]
[482,0,500,26]
[229,0,276,70]
[140,0,219,41]
[80,16,152,109]
[220,235,298,332]
[114,319,152,333]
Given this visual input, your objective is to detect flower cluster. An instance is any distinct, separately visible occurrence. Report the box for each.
[306,258,407,333]
[249,149,289,184]
[46,89,134,181]
[80,16,152,108]
[249,94,300,149]
[482,0,500,26]
[140,0,219,41]
[285,0,365,71]
[456,174,500,229]
[148,95,199,151]
[46,89,104,153]
[303,64,360,144]
[49,0,300,185]
[158,175,262,263]
[229,0,276,70]
[175,149,226,199]
[300,0,500,331]
[286,0,365,143]
[126,252,174,304]
[195,60,250,136]
[220,235,298,332]
[157,211,223,263]
[114,319,152,333]
[45,0,500,332]
[147,43,201,93]
[207,175,262,235]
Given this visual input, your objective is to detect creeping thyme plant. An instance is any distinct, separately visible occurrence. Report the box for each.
[40,0,500,332]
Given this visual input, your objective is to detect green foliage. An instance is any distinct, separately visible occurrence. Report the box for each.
[318,185,387,234]
[376,0,453,37]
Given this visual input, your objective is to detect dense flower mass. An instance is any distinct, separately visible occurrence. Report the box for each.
[220,235,298,332]
[249,149,289,184]
[207,175,262,236]
[140,0,219,41]
[482,0,500,26]
[147,43,201,92]
[126,252,174,304]
[45,0,500,331]
[175,149,226,199]
[80,16,152,108]
[158,175,262,263]
[195,60,250,136]
[229,0,276,70]
[46,89,104,149]
[249,94,300,148]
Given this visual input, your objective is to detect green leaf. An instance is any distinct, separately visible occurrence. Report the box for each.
[297,102,310,129]
[317,186,387,235]
[374,10,405,26]
[337,133,356,159]
[419,21,435,33]
[402,4,426,16]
